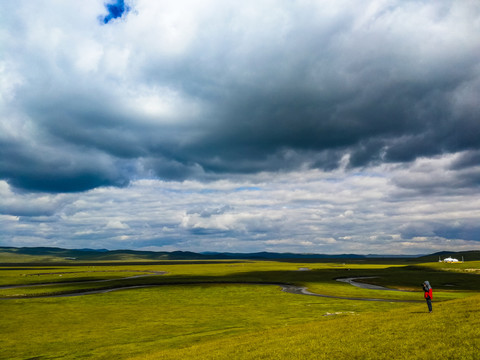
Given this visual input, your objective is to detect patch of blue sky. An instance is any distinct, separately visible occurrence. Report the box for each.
[166,188,220,195]
[101,0,130,24]
[199,189,219,194]
[234,186,262,192]
[351,171,386,178]
[189,228,232,236]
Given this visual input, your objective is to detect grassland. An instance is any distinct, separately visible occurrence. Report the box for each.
[134,294,480,360]
[0,257,479,359]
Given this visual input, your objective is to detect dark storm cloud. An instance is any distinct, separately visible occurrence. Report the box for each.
[0,201,58,217]
[23,90,149,159]
[1,1,480,193]
[0,138,131,193]
[390,153,480,196]
[433,224,480,242]
[450,151,480,170]
[400,221,480,243]
[132,2,480,179]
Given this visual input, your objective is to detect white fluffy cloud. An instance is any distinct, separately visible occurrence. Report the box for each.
[2,162,479,254]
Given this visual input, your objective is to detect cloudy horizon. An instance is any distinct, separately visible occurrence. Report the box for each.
[1,0,479,254]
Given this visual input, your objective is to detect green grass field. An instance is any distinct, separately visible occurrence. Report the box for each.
[0,258,479,359]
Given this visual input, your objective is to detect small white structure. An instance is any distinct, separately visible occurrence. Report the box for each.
[440,256,464,263]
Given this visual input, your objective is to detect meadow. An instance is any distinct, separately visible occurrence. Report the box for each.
[0,257,479,359]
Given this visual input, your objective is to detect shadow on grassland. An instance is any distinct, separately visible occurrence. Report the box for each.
[1,264,479,300]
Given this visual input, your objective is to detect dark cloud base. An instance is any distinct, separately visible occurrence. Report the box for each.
[1,1,480,194]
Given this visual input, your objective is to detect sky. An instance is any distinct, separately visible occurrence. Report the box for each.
[1,0,480,255]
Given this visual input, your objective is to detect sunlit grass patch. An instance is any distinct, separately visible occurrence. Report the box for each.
[1,260,478,359]
[0,283,410,359]
[135,294,480,360]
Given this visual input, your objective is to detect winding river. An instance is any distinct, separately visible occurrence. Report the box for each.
[0,274,420,302]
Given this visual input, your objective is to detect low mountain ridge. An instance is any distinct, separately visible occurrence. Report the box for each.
[1,246,479,263]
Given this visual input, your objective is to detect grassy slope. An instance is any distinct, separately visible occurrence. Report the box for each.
[0,260,478,359]
[417,250,480,262]
[0,247,204,263]
[134,294,480,360]
[1,261,478,300]
[0,284,405,360]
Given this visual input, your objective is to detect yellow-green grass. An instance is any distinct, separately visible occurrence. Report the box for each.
[1,260,478,300]
[0,252,65,263]
[0,284,408,360]
[0,261,416,299]
[0,260,478,359]
[0,267,162,286]
[134,294,480,360]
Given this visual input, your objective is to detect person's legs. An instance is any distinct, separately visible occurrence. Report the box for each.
[426,298,432,312]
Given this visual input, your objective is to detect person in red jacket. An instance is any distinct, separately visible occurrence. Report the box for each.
[423,281,433,313]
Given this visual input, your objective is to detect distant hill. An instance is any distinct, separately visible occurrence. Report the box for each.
[416,250,480,262]
[1,246,479,264]
[0,246,209,263]
[200,251,367,260]
[0,246,369,263]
